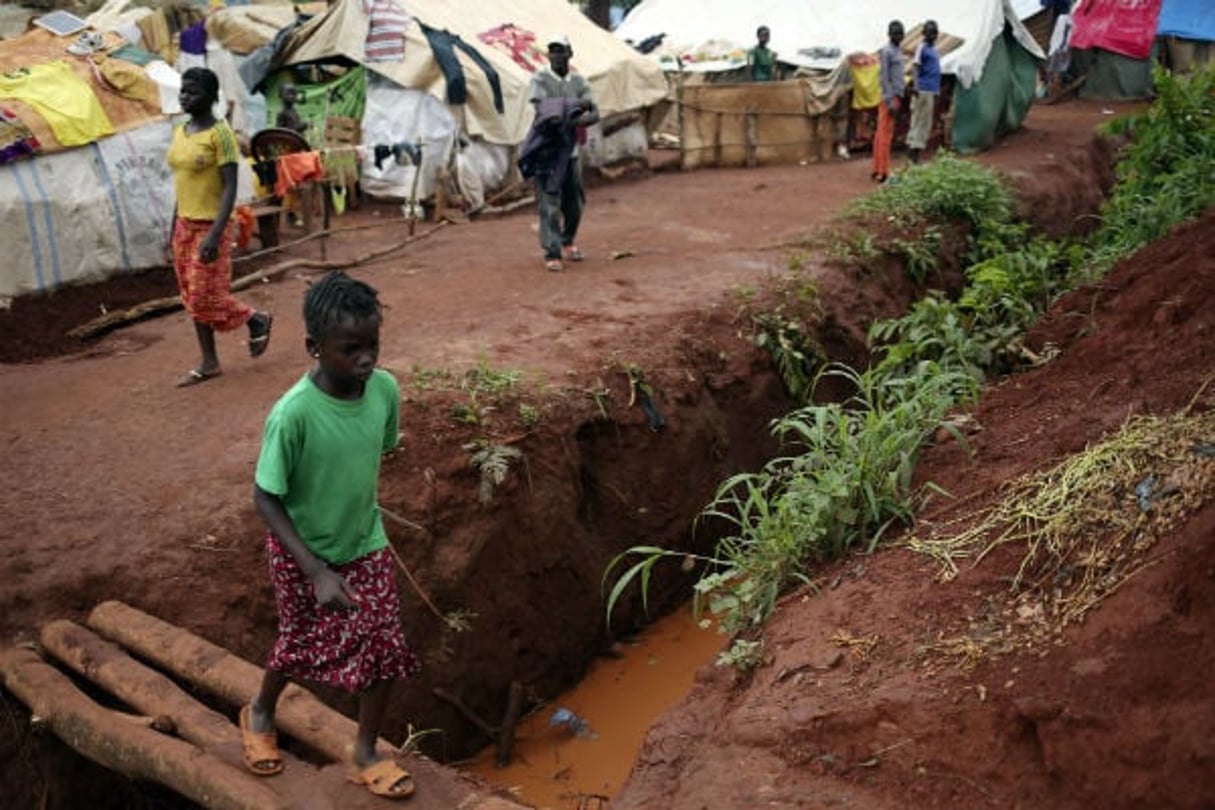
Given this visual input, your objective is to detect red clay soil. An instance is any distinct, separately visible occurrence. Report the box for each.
[615,208,1215,810]
[5,99,1210,810]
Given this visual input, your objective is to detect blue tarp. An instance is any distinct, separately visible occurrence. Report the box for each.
[1158,0,1215,41]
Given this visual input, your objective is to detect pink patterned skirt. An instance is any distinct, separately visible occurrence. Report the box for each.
[265,535,421,693]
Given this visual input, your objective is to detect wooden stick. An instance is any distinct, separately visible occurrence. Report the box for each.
[494,680,524,767]
[432,687,498,738]
[66,221,449,341]
[468,179,529,217]
[234,216,417,264]
[474,195,536,218]
[383,537,447,626]
[0,646,287,810]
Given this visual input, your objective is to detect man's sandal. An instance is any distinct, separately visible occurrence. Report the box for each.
[545,258,564,273]
[175,368,222,388]
[239,705,284,777]
[563,245,584,262]
[348,758,415,799]
[248,313,274,358]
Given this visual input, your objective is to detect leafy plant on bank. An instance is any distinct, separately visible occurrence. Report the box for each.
[752,312,823,402]
[465,441,525,506]
[838,153,1015,284]
[1087,66,1215,272]
[846,152,1015,231]
[606,362,972,637]
[869,236,1075,381]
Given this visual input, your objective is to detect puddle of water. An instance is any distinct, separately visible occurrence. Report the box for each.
[464,606,725,809]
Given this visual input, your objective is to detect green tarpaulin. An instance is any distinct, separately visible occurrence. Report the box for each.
[263,65,367,144]
[1073,47,1156,99]
[952,27,1039,153]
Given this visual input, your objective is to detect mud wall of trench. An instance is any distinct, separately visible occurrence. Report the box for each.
[356,131,1122,761]
[374,353,797,760]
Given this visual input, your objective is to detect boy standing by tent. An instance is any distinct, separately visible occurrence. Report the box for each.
[907,20,940,165]
[747,26,777,81]
[525,35,599,273]
[872,20,904,183]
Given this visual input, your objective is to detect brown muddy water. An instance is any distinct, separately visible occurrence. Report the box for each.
[465,606,725,808]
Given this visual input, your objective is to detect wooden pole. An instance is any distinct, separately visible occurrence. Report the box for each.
[66,221,449,341]
[0,646,287,810]
[41,620,237,751]
[745,109,758,168]
[677,60,687,171]
[494,681,524,767]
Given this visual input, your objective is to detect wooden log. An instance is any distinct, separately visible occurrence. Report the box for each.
[66,221,449,341]
[85,602,519,809]
[40,620,354,810]
[41,620,236,751]
[0,646,287,810]
[87,601,360,764]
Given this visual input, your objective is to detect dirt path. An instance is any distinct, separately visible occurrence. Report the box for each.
[1,99,1179,809]
[0,119,884,644]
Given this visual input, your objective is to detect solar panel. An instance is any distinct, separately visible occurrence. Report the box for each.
[32,10,89,38]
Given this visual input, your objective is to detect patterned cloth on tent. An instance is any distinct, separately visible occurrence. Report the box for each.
[0,105,40,163]
[363,0,410,63]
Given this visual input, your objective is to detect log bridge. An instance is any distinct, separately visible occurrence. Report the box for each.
[0,601,521,810]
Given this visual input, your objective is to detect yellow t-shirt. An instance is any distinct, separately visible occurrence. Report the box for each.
[0,61,114,147]
[167,120,239,221]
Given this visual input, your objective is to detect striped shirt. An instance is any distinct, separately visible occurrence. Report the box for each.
[364,0,409,63]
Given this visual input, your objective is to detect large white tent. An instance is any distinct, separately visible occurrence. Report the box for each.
[615,0,1044,154]
[615,0,1041,88]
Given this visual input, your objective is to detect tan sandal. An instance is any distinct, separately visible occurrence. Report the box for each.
[239,705,284,776]
[348,758,415,799]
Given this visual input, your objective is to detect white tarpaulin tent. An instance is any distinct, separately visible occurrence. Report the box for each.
[270,0,668,204]
[3,122,176,299]
[615,0,1042,90]
[0,18,182,299]
[615,0,1044,154]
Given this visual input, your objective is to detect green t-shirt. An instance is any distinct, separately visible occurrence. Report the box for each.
[748,45,776,81]
[255,369,401,565]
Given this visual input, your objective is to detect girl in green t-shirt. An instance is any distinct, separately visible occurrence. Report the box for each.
[243,271,418,799]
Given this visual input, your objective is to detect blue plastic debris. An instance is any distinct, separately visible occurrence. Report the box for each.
[549,707,594,738]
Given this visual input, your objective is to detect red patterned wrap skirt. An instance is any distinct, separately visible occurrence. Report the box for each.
[265,535,421,693]
[172,217,253,332]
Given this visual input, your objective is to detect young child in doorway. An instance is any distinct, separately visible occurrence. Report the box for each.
[747,25,777,82]
[243,271,420,800]
[275,83,309,226]
[275,83,308,134]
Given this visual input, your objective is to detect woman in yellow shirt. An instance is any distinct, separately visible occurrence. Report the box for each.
[167,67,273,387]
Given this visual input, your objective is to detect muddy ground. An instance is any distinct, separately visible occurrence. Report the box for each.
[2,98,1211,809]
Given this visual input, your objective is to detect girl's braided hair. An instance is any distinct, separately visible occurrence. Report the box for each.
[303,271,381,340]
